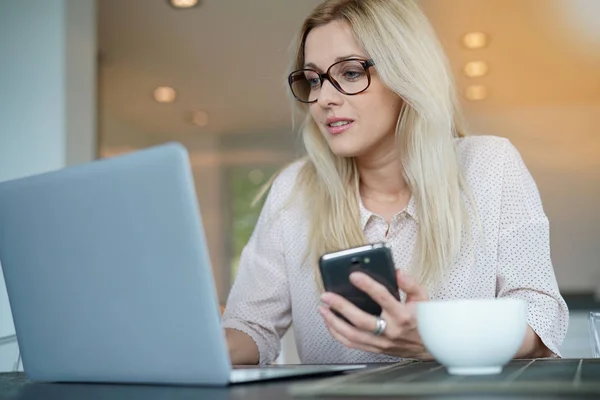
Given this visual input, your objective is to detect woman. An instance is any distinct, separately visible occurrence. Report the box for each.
[222,0,569,365]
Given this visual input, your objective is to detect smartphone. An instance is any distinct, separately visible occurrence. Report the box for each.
[318,243,400,324]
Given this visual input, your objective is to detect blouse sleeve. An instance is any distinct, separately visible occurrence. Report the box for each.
[495,139,569,357]
[221,167,294,365]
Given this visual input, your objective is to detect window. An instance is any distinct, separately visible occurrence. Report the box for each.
[225,165,280,285]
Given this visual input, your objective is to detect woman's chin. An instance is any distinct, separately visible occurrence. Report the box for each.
[327,141,364,158]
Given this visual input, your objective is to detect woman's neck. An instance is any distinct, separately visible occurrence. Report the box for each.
[356,150,408,203]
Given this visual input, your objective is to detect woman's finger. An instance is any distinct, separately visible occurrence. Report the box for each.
[320,291,381,331]
[348,271,401,315]
[396,270,429,302]
[319,306,389,353]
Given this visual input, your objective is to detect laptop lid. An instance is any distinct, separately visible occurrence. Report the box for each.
[0,143,233,385]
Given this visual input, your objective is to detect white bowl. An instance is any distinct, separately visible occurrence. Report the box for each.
[416,298,527,375]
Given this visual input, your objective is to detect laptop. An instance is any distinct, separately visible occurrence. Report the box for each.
[0,142,365,386]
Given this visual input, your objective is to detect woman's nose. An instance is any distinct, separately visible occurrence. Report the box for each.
[317,79,343,107]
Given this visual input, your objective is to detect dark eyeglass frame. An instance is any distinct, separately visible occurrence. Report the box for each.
[288,58,375,104]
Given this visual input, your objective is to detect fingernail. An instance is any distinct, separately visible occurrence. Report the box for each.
[320,293,332,304]
[349,272,363,283]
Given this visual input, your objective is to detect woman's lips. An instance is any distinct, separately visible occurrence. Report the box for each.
[326,119,354,135]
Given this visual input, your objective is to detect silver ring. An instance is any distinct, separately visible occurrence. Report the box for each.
[372,316,387,336]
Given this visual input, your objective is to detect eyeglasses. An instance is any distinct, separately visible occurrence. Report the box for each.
[288,58,375,103]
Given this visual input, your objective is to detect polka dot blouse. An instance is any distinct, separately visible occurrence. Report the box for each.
[222,135,569,365]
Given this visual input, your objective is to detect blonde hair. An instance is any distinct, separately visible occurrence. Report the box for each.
[262,0,474,291]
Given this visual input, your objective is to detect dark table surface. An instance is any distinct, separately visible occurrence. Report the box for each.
[1,361,598,400]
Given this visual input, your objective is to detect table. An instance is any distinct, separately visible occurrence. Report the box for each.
[1,359,599,400]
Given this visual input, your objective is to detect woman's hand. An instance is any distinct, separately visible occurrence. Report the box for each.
[318,270,432,359]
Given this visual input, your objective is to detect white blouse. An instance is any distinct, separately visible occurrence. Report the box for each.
[222,135,569,364]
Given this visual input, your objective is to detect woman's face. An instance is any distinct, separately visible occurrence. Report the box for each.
[303,20,403,159]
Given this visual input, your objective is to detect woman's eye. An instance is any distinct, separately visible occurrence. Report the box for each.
[308,78,321,87]
[343,70,363,80]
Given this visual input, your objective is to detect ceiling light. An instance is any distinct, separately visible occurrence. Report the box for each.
[153,86,176,103]
[169,0,200,9]
[462,32,488,49]
[463,61,489,78]
[465,85,488,101]
[191,110,209,126]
